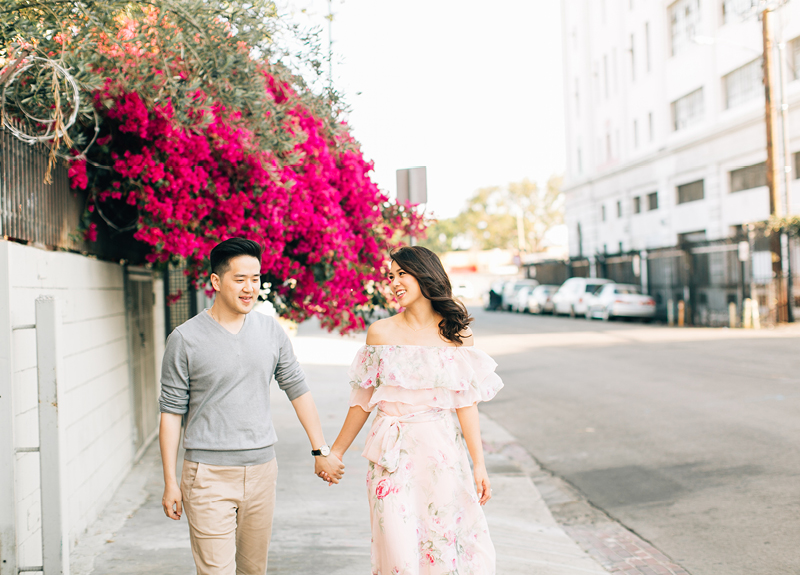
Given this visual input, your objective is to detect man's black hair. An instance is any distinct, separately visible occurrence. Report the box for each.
[210,238,263,277]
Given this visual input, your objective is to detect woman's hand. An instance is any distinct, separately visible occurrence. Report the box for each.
[474,463,492,505]
[315,453,345,485]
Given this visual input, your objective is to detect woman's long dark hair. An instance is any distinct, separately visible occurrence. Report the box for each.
[391,246,474,345]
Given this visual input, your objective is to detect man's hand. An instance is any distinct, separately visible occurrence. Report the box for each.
[315,453,345,485]
[162,482,183,520]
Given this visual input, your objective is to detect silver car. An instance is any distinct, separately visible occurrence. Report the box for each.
[526,285,559,314]
[586,283,656,321]
[501,279,539,311]
[552,277,613,317]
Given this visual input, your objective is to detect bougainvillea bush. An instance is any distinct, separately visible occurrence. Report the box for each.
[2,1,425,332]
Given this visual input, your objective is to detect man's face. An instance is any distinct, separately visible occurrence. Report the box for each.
[211,255,261,315]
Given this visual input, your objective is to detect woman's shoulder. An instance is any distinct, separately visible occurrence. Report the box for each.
[456,326,475,347]
[366,316,401,345]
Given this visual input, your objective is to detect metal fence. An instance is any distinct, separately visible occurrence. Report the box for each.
[0,127,87,250]
[164,261,198,334]
[524,233,800,327]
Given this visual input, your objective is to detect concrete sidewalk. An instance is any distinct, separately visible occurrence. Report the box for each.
[70,333,610,575]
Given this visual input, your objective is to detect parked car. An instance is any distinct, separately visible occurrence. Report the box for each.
[452,280,476,300]
[483,280,507,310]
[552,277,613,317]
[510,285,534,312]
[526,284,559,314]
[585,283,656,321]
[501,279,539,311]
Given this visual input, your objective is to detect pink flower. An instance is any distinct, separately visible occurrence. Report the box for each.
[425,551,435,565]
[375,478,392,500]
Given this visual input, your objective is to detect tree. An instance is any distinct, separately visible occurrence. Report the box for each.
[420,176,564,253]
[1,1,425,333]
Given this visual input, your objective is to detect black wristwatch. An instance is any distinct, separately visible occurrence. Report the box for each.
[311,444,330,457]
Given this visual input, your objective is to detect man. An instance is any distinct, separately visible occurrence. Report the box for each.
[159,238,344,575]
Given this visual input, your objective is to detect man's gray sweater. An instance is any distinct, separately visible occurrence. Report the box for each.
[159,310,310,466]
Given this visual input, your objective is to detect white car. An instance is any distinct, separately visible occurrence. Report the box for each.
[552,277,613,317]
[586,283,656,321]
[526,285,559,314]
[452,281,475,300]
[501,279,539,311]
[510,285,534,312]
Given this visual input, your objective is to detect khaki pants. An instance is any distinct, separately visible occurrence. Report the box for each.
[181,459,278,575]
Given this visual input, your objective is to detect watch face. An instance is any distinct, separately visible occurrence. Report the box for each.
[320,445,330,457]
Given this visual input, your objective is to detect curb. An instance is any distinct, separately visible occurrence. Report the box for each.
[480,415,692,575]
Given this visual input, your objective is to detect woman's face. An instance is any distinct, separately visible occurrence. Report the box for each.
[388,259,423,306]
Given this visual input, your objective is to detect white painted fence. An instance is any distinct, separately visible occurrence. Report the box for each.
[0,240,164,574]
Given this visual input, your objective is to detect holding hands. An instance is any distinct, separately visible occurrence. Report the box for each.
[315,451,345,485]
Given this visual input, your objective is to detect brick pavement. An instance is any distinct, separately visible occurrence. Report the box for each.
[564,525,691,575]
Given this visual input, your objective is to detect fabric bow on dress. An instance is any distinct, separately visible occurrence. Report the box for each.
[363,409,449,473]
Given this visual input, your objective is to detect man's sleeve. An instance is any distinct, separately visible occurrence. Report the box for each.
[159,329,190,414]
[274,326,310,401]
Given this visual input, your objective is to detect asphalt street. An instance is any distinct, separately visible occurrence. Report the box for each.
[470,307,800,575]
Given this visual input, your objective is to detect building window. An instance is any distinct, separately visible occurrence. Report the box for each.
[648,191,659,210]
[574,78,580,115]
[730,162,767,192]
[617,200,622,218]
[645,22,651,72]
[672,88,704,131]
[601,205,607,221]
[722,0,759,25]
[677,179,705,204]
[648,111,654,141]
[577,147,583,173]
[603,54,609,98]
[793,151,800,178]
[633,196,641,214]
[619,241,624,253]
[790,37,800,81]
[669,0,701,57]
[633,119,639,148]
[606,131,612,161]
[724,58,762,109]
[630,34,636,81]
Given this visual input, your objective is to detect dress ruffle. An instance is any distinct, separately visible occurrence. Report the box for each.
[348,344,504,412]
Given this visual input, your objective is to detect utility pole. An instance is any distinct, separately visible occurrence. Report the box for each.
[778,33,795,322]
[762,6,787,321]
[327,0,333,89]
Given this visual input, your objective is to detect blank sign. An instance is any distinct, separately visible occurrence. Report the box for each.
[396,166,427,205]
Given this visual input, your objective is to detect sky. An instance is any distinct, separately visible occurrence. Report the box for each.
[280,1,566,220]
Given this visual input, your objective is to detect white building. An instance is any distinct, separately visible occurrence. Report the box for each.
[561,0,800,259]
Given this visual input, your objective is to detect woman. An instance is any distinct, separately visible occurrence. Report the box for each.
[327,246,503,574]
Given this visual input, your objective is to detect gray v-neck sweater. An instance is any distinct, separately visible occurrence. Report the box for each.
[158,310,310,466]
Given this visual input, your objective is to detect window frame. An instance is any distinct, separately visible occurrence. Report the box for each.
[676,179,705,204]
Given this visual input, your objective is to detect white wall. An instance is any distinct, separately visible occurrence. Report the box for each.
[0,240,161,568]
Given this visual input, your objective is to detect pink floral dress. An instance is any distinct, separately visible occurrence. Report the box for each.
[349,344,504,575]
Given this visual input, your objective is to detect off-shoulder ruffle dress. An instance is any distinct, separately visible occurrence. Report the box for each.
[349,344,503,575]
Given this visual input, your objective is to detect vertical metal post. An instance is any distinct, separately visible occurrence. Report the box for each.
[0,242,18,575]
[640,250,649,295]
[35,296,70,575]
[778,31,794,323]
